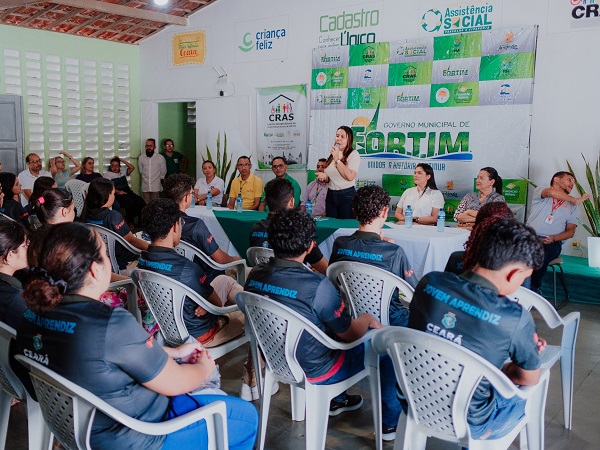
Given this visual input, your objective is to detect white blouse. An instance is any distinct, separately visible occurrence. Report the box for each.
[324,150,360,190]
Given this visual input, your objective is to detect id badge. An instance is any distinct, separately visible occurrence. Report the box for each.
[545,214,554,224]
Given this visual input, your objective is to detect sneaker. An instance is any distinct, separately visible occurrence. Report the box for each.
[382,424,397,441]
[240,379,280,401]
[329,394,363,416]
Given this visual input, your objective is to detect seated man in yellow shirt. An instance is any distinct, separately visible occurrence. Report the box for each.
[227,156,263,210]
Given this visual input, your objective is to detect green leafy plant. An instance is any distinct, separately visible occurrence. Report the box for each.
[203,132,236,202]
[567,153,600,236]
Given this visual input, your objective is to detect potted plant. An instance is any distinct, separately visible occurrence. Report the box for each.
[567,153,600,267]
[203,132,236,206]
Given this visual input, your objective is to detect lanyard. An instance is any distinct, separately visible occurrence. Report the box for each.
[551,198,565,213]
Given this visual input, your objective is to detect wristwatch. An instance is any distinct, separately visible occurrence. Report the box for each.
[414,217,419,223]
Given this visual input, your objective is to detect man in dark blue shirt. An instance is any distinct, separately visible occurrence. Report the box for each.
[330,185,417,326]
[249,177,328,274]
[245,209,402,440]
[140,199,244,347]
[409,220,546,440]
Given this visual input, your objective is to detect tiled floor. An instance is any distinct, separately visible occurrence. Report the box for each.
[6,301,600,449]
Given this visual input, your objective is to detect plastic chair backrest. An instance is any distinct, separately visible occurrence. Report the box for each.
[0,212,16,223]
[509,286,564,329]
[175,239,247,285]
[88,223,141,274]
[64,179,89,218]
[327,261,414,325]
[0,322,24,400]
[372,327,521,441]
[236,291,341,388]
[246,247,274,267]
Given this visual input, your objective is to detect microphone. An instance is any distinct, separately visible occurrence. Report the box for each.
[327,143,341,163]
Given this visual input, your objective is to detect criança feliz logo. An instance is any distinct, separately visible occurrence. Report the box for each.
[238,28,287,52]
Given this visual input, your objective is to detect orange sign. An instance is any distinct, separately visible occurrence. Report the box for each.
[172,30,206,66]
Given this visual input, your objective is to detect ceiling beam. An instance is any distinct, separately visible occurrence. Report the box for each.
[0,0,188,25]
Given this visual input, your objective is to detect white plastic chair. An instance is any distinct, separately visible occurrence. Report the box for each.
[130,269,248,360]
[0,322,52,450]
[0,212,16,222]
[509,286,580,429]
[15,355,228,450]
[88,223,141,274]
[64,179,88,218]
[246,246,274,267]
[327,261,414,326]
[108,278,142,325]
[371,327,550,450]
[175,239,248,285]
[235,291,374,450]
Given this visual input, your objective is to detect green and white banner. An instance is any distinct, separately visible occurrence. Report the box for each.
[309,25,538,211]
[257,84,308,169]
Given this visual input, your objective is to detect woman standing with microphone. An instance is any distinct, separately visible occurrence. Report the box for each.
[316,126,360,219]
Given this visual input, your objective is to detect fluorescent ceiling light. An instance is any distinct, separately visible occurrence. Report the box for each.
[154,0,168,5]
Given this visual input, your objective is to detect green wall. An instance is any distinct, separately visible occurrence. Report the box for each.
[158,102,197,179]
[0,24,141,190]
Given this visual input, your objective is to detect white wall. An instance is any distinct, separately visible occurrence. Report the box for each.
[140,0,600,256]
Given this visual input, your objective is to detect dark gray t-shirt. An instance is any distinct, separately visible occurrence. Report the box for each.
[13,295,169,449]
[409,271,540,425]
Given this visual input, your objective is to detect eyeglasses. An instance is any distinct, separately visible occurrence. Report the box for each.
[272,164,285,169]
[28,160,41,164]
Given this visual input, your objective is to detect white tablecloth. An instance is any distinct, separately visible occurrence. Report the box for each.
[184,206,241,257]
[319,223,470,279]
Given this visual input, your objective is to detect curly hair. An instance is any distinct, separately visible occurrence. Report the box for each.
[268,209,316,258]
[142,198,182,241]
[164,173,194,204]
[352,185,391,226]
[462,202,514,272]
[475,219,544,271]
[24,223,104,313]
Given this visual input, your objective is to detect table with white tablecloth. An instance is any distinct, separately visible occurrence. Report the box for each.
[184,206,242,257]
[318,223,470,279]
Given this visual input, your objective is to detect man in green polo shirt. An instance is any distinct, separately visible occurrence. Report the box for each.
[161,138,189,177]
[259,156,301,210]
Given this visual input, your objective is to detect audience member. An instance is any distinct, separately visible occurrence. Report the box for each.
[526,171,589,294]
[161,138,189,177]
[394,163,444,225]
[300,158,328,216]
[409,220,546,440]
[48,151,81,188]
[245,209,402,440]
[76,157,103,183]
[316,126,359,219]
[227,156,263,210]
[445,201,514,275]
[25,176,56,230]
[18,153,52,206]
[140,198,244,347]
[259,157,301,210]
[454,167,505,225]
[164,174,241,280]
[194,160,224,207]
[32,188,75,227]
[330,185,417,326]
[82,178,148,273]
[139,138,167,203]
[250,178,327,274]
[12,222,258,450]
[0,220,27,329]
[0,173,28,226]
[104,156,146,227]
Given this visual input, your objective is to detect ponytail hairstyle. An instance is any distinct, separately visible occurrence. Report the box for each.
[24,222,103,313]
[28,176,56,212]
[81,178,114,220]
[481,166,503,195]
[0,219,26,263]
[461,201,514,272]
[34,188,74,224]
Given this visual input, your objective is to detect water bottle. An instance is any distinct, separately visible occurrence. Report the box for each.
[405,205,413,228]
[190,192,195,208]
[305,200,313,216]
[206,191,213,210]
[235,194,243,212]
[437,209,446,232]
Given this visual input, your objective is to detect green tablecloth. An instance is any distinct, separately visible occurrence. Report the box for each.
[213,210,360,257]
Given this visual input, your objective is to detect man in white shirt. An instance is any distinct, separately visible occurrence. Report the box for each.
[18,153,52,205]
[138,138,167,203]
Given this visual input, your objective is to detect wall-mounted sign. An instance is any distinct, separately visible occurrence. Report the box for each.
[172,30,208,67]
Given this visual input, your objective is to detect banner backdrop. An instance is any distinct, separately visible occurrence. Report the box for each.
[256,84,308,169]
[309,25,538,217]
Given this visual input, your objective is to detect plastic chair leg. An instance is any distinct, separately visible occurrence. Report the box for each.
[369,360,383,450]
[525,373,549,450]
[290,386,305,421]
[392,413,408,450]
[304,387,330,450]
[0,392,11,449]
[26,396,53,450]
[561,354,574,430]
[257,370,274,450]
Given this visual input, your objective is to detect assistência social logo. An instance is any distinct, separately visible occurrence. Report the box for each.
[422,3,494,34]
